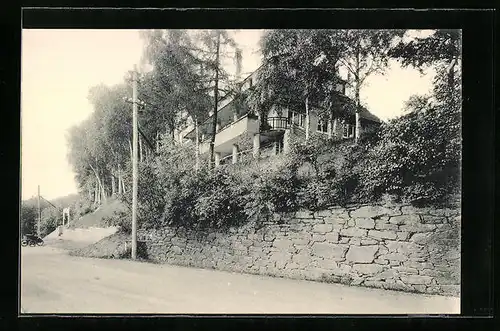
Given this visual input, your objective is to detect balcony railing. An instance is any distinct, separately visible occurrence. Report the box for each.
[261,117,289,132]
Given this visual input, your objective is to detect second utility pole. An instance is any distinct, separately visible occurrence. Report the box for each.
[37,185,41,237]
[131,65,138,260]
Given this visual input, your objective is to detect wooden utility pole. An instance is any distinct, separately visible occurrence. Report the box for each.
[209,31,221,169]
[37,185,41,236]
[131,65,138,260]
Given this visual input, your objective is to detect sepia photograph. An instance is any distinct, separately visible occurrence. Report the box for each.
[20,27,462,315]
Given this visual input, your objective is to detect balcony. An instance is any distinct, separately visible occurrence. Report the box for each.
[199,113,259,154]
[261,117,289,136]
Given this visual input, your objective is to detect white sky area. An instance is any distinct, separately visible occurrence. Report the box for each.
[21,29,436,201]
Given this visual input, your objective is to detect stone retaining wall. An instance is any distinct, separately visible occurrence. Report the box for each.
[138,202,460,297]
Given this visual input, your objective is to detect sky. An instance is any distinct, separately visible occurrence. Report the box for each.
[21,29,435,201]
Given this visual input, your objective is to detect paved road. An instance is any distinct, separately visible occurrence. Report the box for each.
[20,245,460,314]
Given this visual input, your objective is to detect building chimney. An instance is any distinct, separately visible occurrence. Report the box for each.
[235,48,242,81]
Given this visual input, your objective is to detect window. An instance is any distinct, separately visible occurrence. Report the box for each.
[317,120,328,133]
[288,111,305,127]
[335,82,346,94]
[343,123,355,138]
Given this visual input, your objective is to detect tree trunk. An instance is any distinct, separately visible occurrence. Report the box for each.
[111,173,116,196]
[209,31,221,169]
[354,48,362,144]
[89,163,106,204]
[447,57,458,102]
[117,166,122,195]
[328,102,334,139]
[128,139,133,162]
[101,181,107,203]
[95,181,99,204]
[139,136,143,162]
[195,121,200,170]
[156,131,160,153]
[305,95,310,142]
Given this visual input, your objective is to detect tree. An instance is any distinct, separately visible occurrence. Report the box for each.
[389,29,461,100]
[251,29,344,141]
[192,30,240,168]
[20,203,37,236]
[335,29,404,143]
[139,29,214,169]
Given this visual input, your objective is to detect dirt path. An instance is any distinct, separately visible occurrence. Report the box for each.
[20,245,460,314]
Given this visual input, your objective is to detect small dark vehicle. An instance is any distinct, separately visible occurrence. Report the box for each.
[21,234,44,247]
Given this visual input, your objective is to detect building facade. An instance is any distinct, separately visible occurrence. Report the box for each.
[180,67,382,166]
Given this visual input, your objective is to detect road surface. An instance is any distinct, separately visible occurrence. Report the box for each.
[20,245,460,314]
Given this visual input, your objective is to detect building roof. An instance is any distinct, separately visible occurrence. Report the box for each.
[183,65,382,139]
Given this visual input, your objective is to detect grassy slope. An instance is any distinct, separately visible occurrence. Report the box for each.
[69,231,130,259]
[69,198,128,229]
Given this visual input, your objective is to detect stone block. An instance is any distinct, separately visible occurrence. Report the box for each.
[340,237,349,244]
[331,264,352,276]
[347,219,356,227]
[276,260,288,270]
[355,218,375,229]
[286,262,301,269]
[311,234,326,242]
[386,241,422,255]
[412,285,427,293]
[375,223,399,231]
[396,231,410,241]
[316,258,338,270]
[273,238,293,250]
[374,258,389,265]
[401,275,433,285]
[371,268,398,280]
[364,280,386,289]
[340,228,367,237]
[292,237,311,245]
[171,245,182,254]
[345,245,379,263]
[400,224,437,233]
[264,232,276,242]
[428,208,459,217]
[325,232,340,243]
[352,263,384,275]
[328,207,349,214]
[295,210,314,219]
[269,251,292,264]
[313,224,333,234]
[361,238,379,245]
[350,205,401,218]
[349,237,361,246]
[379,253,406,261]
[324,217,347,227]
[368,230,397,240]
[403,261,434,270]
[312,243,348,260]
[421,215,446,224]
[315,210,332,217]
[393,266,419,274]
[389,214,420,225]
[420,269,443,277]
[241,239,253,247]
[383,280,413,292]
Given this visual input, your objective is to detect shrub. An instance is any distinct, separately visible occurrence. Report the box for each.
[361,105,461,206]
[194,168,247,229]
[243,155,301,221]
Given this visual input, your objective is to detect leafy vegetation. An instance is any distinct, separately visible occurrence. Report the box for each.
[64,29,461,232]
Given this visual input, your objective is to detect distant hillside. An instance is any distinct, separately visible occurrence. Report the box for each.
[22,193,80,209]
